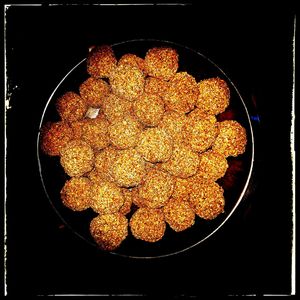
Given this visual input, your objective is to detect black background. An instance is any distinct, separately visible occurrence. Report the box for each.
[5,4,294,296]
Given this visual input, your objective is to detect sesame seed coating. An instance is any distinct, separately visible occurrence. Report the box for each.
[110,149,146,188]
[196,150,228,181]
[94,146,119,182]
[187,108,217,122]
[90,181,124,214]
[109,64,145,101]
[60,177,92,211]
[163,198,195,232]
[212,120,247,157]
[129,208,166,243]
[136,128,173,163]
[60,140,94,177]
[133,92,165,127]
[161,144,200,178]
[144,47,178,81]
[144,76,169,98]
[172,177,191,201]
[81,117,110,151]
[163,72,199,114]
[69,119,89,140]
[102,93,133,123]
[183,114,219,153]
[90,213,128,251]
[158,110,187,144]
[56,91,87,122]
[189,181,225,220]
[197,77,230,115]
[118,53,146,73]
[79,77,111,108]
[108,115,142,149]
[40,121,74,156]
[87,45,117,78]
[120,188,133,215]
[138,169,174,208]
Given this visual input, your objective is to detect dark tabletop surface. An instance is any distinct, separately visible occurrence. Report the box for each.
[4,4,294,296]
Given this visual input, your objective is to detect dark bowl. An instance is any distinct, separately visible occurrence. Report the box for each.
[37,39,255,259]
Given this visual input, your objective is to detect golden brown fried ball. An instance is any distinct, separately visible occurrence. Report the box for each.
[196,77,230,115]
[109,64,145,101]
[189,181,225,220]
[144,76,169,98]
[90,181,124,214]
[161,144,200,178]
[110,149,146,188]
[133,93,165,127]
[56,91,87,122]
[79,77,111,108]
[102,93,133,123]
[69,119,89,140]
[129,208,166,243]
[158,111,186,144]
[172,177,191,201]
[138,169,174,208]
[108,115,142,149]
[163,198,195,232]
[94,146,119,182]
[60,140,94,177]
[40,121,74,156]
[90,213,128,251]
[60,177,92,211]
[120,188,133,215]
[183,114,218,153]
[81,117,110,151]
[163,72,199,114]
[136,128,173,163]
[87,45,117,78]
[144,47,178,81]
[196,149,228,181]
[212,120,247,157]
[118,53,145,73]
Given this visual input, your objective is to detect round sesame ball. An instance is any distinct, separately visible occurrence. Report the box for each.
[136,128,173,163]
[161,144,200,179]
[196,77,230,115]
[60,177,92,211]
[144,47,178,81]
[129,208,166,243]
[40,121,74,156]
[118,53,145,73]
[196,149,228,181]
[212,120,247,157]
[133,93,165,127]
[81,117,110,151]
[87,45,117,78]
[183,114,219,153]
[110,149,146,188]
[108,115,142,149]
[138,169,174,209]
[189,181,225,220]
[158,110,186,144]
[60,140,94,177]
[90,181,124,214]
[109,64,145,101]
[56,91,87,123]
[79,77,111,108]
[163,197,195,232]
[102,93,133,123]
[163,72,198,114]
[144,76,169,98]
[90,213,128,251]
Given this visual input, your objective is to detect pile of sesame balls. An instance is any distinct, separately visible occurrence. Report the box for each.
[40,44,247,251]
